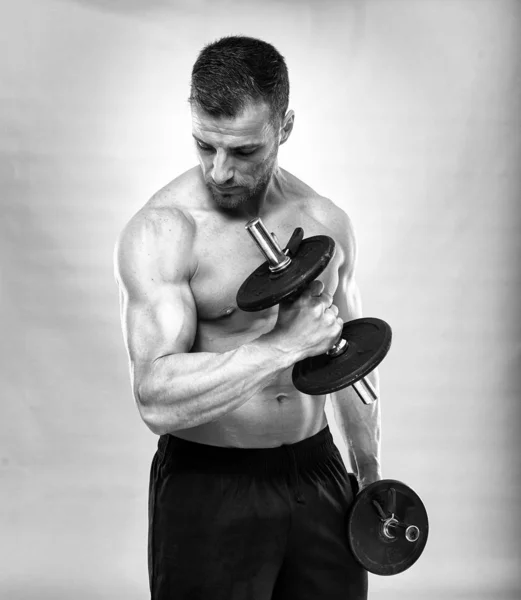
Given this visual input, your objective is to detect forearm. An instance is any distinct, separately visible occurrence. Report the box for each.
[135,333,297,434]
[330,370,382,486]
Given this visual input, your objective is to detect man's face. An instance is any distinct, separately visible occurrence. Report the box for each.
[191,101,280,209]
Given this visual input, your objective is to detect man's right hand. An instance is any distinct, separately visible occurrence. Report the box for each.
[270,280,344,361]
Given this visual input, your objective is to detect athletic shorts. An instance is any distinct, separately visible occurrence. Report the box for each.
[148,425,368,599]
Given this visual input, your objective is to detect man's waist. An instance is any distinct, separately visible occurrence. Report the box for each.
[158,425,338,476]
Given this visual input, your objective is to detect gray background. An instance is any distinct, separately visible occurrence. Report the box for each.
[1,0,520,598]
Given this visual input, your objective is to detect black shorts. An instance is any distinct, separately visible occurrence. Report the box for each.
[148,426,368,600]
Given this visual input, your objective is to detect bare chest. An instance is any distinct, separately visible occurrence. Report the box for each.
[189,211,342,347]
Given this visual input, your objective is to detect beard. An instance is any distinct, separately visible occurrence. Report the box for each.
[205,149,278,210]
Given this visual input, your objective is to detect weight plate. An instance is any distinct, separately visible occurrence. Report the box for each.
[236,235,336,312]
[347,479,429,576]
[292,317,392,395]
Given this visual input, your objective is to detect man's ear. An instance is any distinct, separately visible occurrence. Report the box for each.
[279,110,295,145]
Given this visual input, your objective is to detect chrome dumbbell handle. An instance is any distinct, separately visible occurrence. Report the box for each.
[246,218,291,272]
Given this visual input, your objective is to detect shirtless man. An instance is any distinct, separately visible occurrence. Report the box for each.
[115,36,381,600]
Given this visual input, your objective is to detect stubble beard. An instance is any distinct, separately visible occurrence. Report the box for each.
[206,150,278,210]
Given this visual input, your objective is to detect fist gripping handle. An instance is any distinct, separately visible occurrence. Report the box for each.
[237,217,391,403]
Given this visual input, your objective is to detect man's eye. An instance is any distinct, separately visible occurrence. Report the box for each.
[197,142,213,152]
[235,149,257,157]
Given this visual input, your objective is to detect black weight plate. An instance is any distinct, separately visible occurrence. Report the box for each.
[236,235,335,312]
[347,479,429,576]
[292,317,392,395]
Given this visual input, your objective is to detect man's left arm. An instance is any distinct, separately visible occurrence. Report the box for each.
[329,213,382,490]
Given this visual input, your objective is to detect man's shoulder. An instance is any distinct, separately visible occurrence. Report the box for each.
[282,169,354,242]
[120,166,204,243]
[144,165,209,220]
[114,168,202,281]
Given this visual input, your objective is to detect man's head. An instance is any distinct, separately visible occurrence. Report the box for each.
[190,36,294,209]
[190,35,290,127]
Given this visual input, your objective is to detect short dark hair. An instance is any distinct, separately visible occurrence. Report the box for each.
[189,36,290,125]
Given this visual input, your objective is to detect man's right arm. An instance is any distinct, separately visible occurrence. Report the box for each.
[114,207,305,435]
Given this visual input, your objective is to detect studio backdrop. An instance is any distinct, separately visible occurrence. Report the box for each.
[1,0,519,598]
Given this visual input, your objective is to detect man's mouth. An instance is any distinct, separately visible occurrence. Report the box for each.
[213,185,242,194]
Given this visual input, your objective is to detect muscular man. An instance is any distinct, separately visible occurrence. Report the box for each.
[115,36,381,600]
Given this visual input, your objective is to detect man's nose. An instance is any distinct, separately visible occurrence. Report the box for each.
[211,149,234,186]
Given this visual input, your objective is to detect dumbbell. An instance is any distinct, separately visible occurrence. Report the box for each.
[347,479,429,575]
[236,217,392,403]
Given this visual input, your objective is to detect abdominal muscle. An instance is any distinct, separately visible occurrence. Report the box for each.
[172,325,328,448]
[173,378,328,448]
